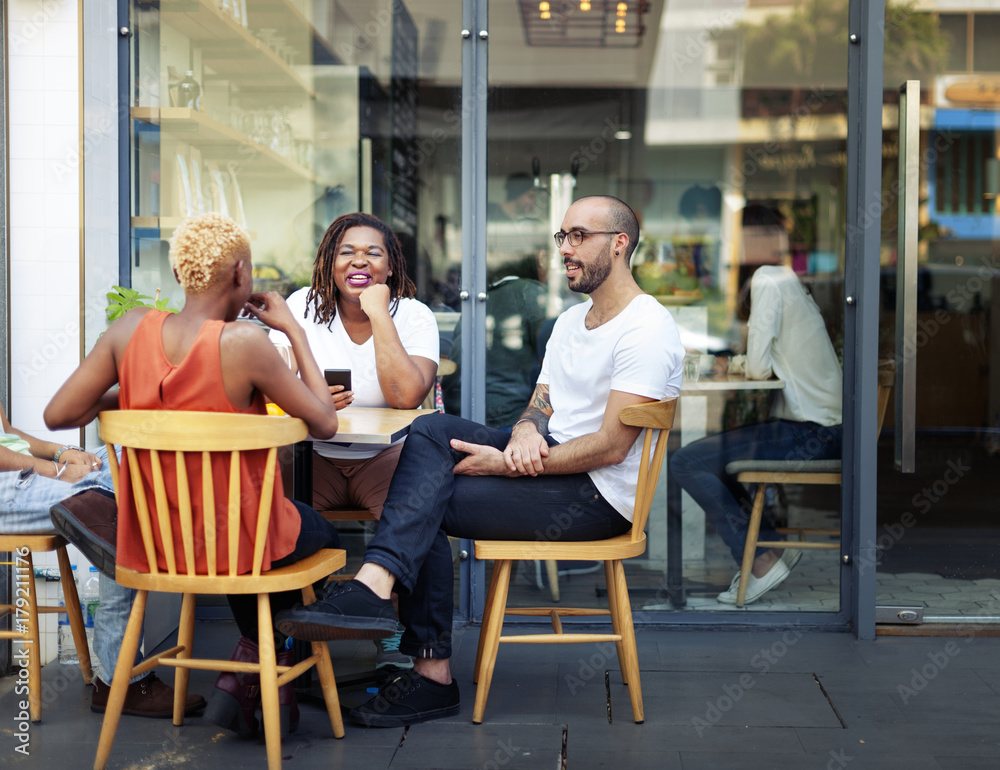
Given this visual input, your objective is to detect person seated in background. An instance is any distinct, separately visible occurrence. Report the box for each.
[669,264,843,605]
[269,211,439,669]
[0,403,205,717]
[44,212,342,738]
[442,253,551,429]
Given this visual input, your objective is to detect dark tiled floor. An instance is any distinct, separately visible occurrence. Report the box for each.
[3,620,1000,769]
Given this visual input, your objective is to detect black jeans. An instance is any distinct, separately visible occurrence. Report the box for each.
[366,413,631,659]
[227,500,341,643]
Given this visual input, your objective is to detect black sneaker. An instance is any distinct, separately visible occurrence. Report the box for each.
[349,670,460,727]
[275,580,398,641]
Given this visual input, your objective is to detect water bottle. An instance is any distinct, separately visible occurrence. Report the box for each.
[57,565,79,666]
[81,566,101,672]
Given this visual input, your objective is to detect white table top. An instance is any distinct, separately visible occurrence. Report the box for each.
[680,373,785,394]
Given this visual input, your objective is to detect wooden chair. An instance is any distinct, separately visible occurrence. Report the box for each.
[471,397,677,724]
[726,364,895,606]
[0,534,93,721]
[94,411,347,770]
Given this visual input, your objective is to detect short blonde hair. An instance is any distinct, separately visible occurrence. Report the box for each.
[169,213,251,295]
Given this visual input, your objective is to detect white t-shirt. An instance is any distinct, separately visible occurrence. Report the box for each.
[270,289,440,459]
[538,294,684,521]
[747,265,842,426]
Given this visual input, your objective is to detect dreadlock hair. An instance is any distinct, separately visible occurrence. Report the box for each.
[305,212,416,328]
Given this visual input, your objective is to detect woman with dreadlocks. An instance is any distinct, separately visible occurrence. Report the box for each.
[269,212,439,668]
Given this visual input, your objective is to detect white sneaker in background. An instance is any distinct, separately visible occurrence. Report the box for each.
[716,558,790,605]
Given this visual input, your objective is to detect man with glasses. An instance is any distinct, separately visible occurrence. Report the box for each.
[276,195,684,727]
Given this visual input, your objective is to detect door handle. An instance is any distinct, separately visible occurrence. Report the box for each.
[895,80,919,473]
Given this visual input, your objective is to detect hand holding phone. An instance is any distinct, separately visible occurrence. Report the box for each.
[324,369,352,392]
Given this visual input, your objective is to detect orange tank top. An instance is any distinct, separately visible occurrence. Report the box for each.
[115,311,300,574]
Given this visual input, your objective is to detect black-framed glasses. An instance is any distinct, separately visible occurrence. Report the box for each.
[553,229,619,248]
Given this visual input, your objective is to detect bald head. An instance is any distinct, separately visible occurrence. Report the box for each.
[570,195,640,263]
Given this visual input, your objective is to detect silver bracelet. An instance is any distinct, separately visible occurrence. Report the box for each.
[54,461,67,479]
[512,418,536,430]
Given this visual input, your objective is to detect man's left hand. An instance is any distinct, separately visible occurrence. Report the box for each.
[451,439,515,476]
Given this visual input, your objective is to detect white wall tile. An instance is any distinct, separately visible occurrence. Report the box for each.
[43,55,79,92]
[9,158,46,194]
[10,193,46,228]
[42,90,79,126]
[9,124,46,159]
[10,89,44,125]
[8,54,45,92]
[9,226,46,264]
[43,20,78,56]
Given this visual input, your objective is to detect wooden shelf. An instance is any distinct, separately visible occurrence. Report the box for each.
[160,0,316,97]
[132,107,316,181]
[247,0,340,64]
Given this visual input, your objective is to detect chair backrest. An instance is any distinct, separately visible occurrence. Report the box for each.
[99,410,308,578]
[618,398,678,543]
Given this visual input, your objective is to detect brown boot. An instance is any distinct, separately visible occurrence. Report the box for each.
[203,636,261,738]
[277,647,299,736]
[91,673,207,718]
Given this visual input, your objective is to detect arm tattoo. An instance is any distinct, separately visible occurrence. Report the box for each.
[515,385,551,434]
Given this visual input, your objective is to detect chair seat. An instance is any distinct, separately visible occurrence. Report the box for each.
[115,548,346,594]
[726,458,842,475]
[474,532,646,562]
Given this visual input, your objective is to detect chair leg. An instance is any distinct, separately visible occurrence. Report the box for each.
[56,546,92,684]
[604,560,627,686]
[473,559,503,685]
[472,559,512,724]
[22,551,42,722]
[173,593,197,725]
[737,484,769,607]
[301,583,344,739]
[257,594,282,770]
[544,560,560,602]
[95,589,148,770]
[610,560,643,724]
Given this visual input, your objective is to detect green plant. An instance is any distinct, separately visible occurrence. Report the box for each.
[105,286,179,323]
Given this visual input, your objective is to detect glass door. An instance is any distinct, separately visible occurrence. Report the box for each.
[482,0,851,617]
[877,7,1000,626]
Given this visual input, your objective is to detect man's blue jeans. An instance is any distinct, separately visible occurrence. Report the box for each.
[366,413,631,660]
[668,420,842,564]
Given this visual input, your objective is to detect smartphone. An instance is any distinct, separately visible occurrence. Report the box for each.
[324,369,352,391]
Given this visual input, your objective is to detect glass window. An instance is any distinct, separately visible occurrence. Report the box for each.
[973,14,1000,72]
[128,0,461,323]
[938,14,968,72]
[483,0,849,616]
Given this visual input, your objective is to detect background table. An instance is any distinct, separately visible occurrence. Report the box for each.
[660,374,785,607]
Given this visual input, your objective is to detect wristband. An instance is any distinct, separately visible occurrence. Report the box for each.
[53,445,84,463]
[53,461,67,479]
